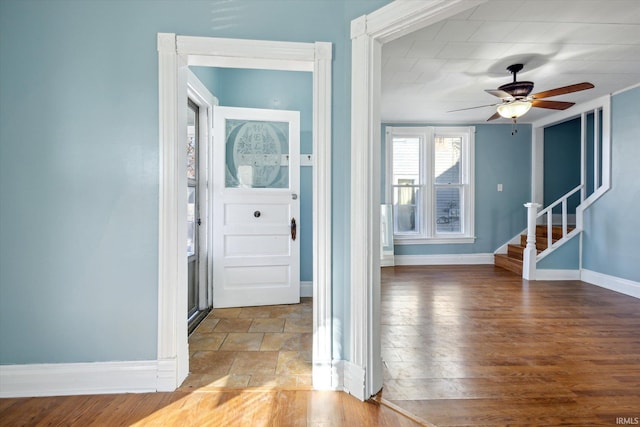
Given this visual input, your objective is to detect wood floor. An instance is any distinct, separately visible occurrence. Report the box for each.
[0,390,421,426]
[2,265,640,426]
[380,265,640,426]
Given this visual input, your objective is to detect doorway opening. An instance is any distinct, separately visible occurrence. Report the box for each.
[349,0,487,399]
[157,34,333,391]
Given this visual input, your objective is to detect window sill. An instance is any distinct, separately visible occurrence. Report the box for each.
[394,236,476,245]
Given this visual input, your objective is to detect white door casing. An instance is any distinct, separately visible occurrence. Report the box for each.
[213,106,300,308]
[157,34,333,391]
[349,0,487,400]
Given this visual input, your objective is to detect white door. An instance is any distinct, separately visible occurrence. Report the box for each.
[213,106,300,308]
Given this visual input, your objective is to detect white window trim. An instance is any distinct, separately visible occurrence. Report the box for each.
[386,125,475,245]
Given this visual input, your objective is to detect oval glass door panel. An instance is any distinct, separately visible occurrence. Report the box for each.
[225,119,289,189]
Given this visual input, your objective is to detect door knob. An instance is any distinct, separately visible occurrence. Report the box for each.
[291,217,297,241]
[254,211,261,218]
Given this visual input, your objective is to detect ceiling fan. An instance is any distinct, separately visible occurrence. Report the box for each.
[451,63,594,123]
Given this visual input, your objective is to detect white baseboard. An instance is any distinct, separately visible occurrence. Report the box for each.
[581,269,640,299]
[312,359,344,391]
[301,281,312,297]
[394,253,494,266]
[311,360,332,390]
[535,269,581,280]
[343,360,366,401]
[156,358,178,392]
[0,360,160,398]
[332,360,344,391]
[380,254,395,267]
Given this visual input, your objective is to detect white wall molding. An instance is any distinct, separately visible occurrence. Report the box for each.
[582,269,640,299]
[157,33,189,390]
[177,36,315,72]
[0,361,159,398]
[311,41,333,394]
[357,0,486,43]
[350,0,487,401]
[394,253,494,266]
[350,25,381,403]
[535,269,581,281]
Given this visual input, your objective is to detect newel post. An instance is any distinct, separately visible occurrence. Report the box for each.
[522,202,540,280]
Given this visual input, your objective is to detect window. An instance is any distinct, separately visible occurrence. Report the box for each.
[187,99,199,257]
[386,126,475,244]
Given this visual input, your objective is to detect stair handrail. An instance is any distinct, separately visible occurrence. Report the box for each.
[535,183,583,253]
[522,184,583,279]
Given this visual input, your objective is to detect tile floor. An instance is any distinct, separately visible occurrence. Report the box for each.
[179,298,313,391]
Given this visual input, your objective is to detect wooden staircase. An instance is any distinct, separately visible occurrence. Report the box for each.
[494,225,574,275]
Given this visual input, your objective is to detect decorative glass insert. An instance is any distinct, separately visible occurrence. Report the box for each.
[225,119,289,188]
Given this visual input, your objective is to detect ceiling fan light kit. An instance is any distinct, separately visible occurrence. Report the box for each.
[497,100,532,119]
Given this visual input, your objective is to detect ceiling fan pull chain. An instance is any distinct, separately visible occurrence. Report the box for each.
[511,120,518,136]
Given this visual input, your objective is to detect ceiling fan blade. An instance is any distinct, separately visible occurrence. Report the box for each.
[448,102,501,113]
[530,82,594,99]
[531,99,575,110]
[487,111,501,121]
[485,89,514,99]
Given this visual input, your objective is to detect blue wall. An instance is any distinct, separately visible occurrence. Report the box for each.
[382,124,532,256]
[544,118,581,212]
[537,236,580,270]
[582,86,640,282]
[0,0,390,365]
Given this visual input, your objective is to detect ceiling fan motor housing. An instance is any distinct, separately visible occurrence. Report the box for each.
[498,81,534,98]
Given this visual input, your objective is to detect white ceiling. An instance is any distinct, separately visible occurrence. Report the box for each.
[381,0,640,124]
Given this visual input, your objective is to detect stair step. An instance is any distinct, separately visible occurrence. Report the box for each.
[507,244,525,260]
[498,225,577,276]
[520,235,553,251]
[520,226,576,249]
[494,253,522,275]
[535,225,575,240]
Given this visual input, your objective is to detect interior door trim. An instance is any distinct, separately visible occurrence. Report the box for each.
[157,33,333,391]
[349,0,487,400]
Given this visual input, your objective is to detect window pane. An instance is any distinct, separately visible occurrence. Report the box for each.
[393,186,419,233]
[435,186,461,233]
[187,186,196,256]
[187,102,197,180]
[225,120,289,189]
[392,137,420,185]
[434,136,461,184]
